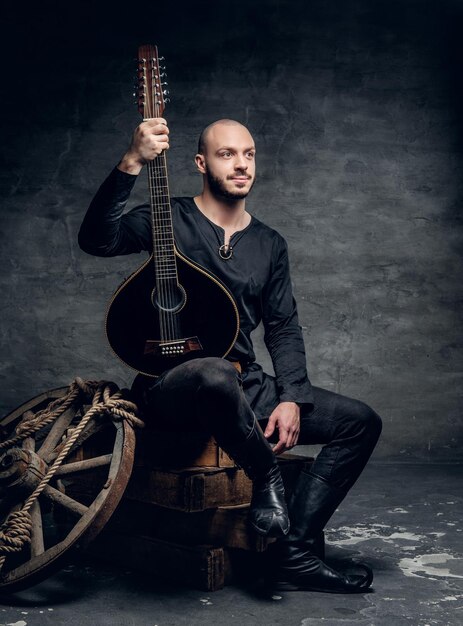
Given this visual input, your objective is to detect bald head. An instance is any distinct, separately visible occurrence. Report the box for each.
[195,118,256,201]
[197,119,252,155]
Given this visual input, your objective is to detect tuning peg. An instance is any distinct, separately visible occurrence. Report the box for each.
[161,81,168,86]
[164,97,171,103]
[158,56,165,61]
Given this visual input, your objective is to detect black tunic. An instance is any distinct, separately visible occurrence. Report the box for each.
[78,167,314,419]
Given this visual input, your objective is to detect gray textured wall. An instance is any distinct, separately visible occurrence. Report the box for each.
[1,0,462,461]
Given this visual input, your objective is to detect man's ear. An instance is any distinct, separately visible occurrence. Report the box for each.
[195,153,206,174]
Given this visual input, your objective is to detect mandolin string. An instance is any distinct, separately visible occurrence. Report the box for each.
[155,57,178,341]
[146,56,166,344]
[155,60,174,342]
[152,61,169,343]
[152,55,172,342]
[161,148,179,339]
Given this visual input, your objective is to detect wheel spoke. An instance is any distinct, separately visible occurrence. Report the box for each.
[22,437,35,452]
[42,417,105,465]
[30,501,44,557]
[37,407,78,459]
[41,485,88,516]
[54,454,113,477]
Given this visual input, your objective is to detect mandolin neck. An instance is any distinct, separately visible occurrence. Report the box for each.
[147,153,177,282]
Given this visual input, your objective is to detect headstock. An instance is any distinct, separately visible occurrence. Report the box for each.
[136,44,169,119]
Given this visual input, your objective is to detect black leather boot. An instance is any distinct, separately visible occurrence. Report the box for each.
[266,470,373,593]
[224,420,290,538]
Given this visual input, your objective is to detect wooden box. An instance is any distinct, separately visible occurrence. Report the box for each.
[106,499,272,552]
[125,465,252,512]
[93,531,230,591]
[135,429,235,468]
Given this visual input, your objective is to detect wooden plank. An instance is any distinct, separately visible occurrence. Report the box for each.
[124,453,313,512]
[124,466,252,512]
[107,499,271,552]
[135,429,235,468]
[93,531,227,591]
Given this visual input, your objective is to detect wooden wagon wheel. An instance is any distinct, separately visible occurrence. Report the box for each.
[0,383,137,593]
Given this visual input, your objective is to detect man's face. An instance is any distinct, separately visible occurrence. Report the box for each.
[198,124,256,200]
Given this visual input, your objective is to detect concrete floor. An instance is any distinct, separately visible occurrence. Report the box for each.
[0,463,462,626]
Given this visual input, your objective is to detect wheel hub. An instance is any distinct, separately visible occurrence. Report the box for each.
[0,448,48,497]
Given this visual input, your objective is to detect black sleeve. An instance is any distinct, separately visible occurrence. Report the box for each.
[78,167,152,256]
[261,236,314,409]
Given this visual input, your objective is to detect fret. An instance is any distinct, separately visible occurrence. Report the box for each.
[152,236,175,242]
[152,224,174,230]
[148,167,169,176]
[148,177,169,185]
[146,128,177,279]
[152,211,172,216]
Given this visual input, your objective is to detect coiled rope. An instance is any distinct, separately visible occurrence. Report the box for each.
[0,377,144,572]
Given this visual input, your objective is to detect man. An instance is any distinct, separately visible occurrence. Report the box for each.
[78,118,382,593]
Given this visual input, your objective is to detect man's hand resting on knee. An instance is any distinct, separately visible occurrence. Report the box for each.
[264,402,300,455]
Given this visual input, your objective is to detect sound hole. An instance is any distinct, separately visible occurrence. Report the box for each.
[151,284,186,313]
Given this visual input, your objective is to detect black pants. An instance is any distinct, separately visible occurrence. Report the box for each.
[132,357,382,493]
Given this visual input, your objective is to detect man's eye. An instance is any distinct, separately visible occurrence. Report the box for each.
[221,151,231,157]
[247,152,255,158]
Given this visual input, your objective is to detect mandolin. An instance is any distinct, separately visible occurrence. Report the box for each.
[105,44,240,377]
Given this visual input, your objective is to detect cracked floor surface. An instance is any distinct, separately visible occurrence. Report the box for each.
[0,463,461,626]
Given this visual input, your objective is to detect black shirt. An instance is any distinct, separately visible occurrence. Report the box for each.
[78,167,314,418]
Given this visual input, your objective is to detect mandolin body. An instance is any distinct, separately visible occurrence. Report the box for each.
[106,248,240,377]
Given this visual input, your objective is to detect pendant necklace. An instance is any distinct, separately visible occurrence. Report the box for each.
[218,241,233,260]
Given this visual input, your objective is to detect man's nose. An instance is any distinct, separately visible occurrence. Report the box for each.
[234,155,248,170]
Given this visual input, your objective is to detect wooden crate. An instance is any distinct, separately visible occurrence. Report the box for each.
[124,453,312,512]
[92,453,317,591]
[125,465,252,512]
[107,499,272,552]
[93,531,230,591]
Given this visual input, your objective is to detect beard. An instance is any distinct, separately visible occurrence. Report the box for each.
[205,167,255,200]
